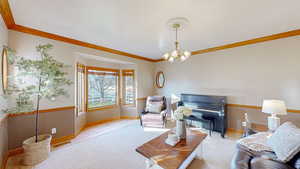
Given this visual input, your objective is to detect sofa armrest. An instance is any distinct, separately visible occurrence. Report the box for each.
[231,149,252,169]
[251,157,295,169]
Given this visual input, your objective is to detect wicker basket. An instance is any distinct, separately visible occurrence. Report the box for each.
[22,134,52,165]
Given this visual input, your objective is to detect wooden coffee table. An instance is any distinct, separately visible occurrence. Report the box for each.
[136,129,207,169]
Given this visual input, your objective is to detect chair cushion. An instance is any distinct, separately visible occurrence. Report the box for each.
[141,113,164,127]
[267,122,300,162]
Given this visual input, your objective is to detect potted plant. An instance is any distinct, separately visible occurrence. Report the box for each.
[173,106,192,139]
[3,44,72,165]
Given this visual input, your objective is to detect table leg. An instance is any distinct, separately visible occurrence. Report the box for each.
[178,150,197,169]
[146,159,164,169]
[198,143,204,160]
[146,159,153,169]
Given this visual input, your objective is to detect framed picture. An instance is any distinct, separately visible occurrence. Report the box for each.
[156,71,165,88]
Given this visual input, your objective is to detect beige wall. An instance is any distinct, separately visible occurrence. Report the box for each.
[0,16,8,166]
[7,30,156,147]
[228,106,300,130]
[155,36,300,129]
[8,109,75,149]
[8,30,156,110]
[87,108,120,124]
[0,116,8,168]
[74,112,86,135]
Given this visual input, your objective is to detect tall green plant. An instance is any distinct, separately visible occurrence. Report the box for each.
[4,44,72,142]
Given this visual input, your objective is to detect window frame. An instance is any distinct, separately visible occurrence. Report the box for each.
[75,63,87,116]
[86,66,120,112]
[122,69,136,106]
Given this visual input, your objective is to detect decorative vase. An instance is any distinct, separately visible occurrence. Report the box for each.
[22,134,52,165]
[176,120,187,139]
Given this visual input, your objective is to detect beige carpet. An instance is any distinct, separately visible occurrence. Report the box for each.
[7,120,238,169]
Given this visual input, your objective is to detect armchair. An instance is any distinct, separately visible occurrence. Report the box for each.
[139,96,167,128]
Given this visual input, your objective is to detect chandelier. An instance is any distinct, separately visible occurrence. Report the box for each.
[162,20,191,62]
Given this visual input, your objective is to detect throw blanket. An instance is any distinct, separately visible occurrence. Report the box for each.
[237,132,273,152]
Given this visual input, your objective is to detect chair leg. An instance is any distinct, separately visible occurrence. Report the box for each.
[209,121,212,136]
[209,121,214,136]
[139,115,143,127]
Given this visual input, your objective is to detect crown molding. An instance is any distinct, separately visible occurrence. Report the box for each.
[191,29,300,56]
[158,29,300,62]
[0,0,14,28]
[10,24,157,62]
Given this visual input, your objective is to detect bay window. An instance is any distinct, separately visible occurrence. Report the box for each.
[76,65,136,112]
[76,63,86,114]
[87,67,119,110]
[122,70,135,105]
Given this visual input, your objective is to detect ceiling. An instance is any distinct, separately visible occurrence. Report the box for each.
[9,0,300,59]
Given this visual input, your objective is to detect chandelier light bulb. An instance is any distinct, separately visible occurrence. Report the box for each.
[184,51,191,57]
[180,55,186,61]
[163,53,170,59]
[168,57,174,62]
[162,19,190,62]
[171,50,178,57]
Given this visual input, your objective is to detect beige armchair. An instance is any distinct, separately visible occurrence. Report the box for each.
[139,96,167,128]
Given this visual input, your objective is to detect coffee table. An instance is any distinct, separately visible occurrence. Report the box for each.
[136,129,207,169]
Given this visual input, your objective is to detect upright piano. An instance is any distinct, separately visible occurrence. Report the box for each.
[178,94,227,137]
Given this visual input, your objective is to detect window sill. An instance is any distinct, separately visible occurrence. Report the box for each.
[87,105,118,112]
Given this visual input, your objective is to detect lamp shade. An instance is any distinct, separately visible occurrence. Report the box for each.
[262,100,287,115]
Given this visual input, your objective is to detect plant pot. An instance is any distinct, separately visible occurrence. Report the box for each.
[176,120,187,139]
[22,134,52,165]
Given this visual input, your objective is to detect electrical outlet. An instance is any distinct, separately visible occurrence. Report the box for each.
[51,128,57,135]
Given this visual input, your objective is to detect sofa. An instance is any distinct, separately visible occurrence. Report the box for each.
[231,144,300,169]
[231,121,300,169]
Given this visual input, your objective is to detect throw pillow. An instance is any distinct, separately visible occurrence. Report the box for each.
[146,102,163,113]
[267,122,300,162]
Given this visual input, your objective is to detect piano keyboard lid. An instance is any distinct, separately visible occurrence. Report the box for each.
[183,102,221,113]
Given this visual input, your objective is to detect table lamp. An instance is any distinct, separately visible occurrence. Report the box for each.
[262,100,287,131]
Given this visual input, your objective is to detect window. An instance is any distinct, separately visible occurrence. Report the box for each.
[87,67,119,110]
[122,70,135,105]
[76,63,86,114]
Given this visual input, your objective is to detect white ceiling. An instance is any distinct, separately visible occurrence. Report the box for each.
[76,52,135,65]
[9,0,300,59]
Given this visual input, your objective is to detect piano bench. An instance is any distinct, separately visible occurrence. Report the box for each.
[186,115,214,136]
